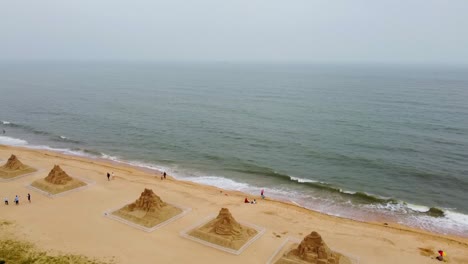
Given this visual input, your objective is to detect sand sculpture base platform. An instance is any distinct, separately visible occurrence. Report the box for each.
[180,214,266,255]
[104,201,191,232]
[0,155,37,181]
[28,165,93,197]
[0,167,37,181]
[267,238,359,264]
[30,178,88,195]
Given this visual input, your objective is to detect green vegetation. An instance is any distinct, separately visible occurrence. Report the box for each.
[426,207,445,217]
[0,239,113,264]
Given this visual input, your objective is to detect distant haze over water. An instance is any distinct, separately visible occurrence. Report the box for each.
[1,62,467,236]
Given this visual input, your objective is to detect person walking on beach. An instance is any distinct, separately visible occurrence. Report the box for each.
[107,172,110,181]
[163,172,166,179]
[261,189,265,199]
[27,193,31,203]
[14,195,19,205]
[111,172,114,180]
[4,197,8,205]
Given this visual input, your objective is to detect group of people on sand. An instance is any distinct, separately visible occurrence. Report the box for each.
[244,197,257,204]
[4,193,31,205]
[244,189,266,204]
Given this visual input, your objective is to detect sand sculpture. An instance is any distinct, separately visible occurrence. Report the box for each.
[0,154,36,179]
[3,154,27,170]
[212,208,243,236]
[45,165,73,184]
[31,165,86,195]
[112,188,182,228]
[275,231,351,264]
[189,208,258,250]
[128,188,166,211]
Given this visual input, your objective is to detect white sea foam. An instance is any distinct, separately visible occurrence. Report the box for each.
[183,176,250,191]
[406,203,430,212]
[0,136,28,146]
[125,160,170,173]
[289,176,360,195]
[360,200,468,235]
[0,136,94,158]
[444,210,468,227]
[404,211,468,235]
[1,121,11,125]
[27,145,89,157]
[100,153,121,162]
[98,153,170,174]
[289,176,318,183]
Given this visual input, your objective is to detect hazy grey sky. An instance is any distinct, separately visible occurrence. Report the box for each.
[1,0,467,64]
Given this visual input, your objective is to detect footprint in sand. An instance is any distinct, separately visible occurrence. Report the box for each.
[418,247,435,257]
[262,211,276,215]
[272,232,281,238]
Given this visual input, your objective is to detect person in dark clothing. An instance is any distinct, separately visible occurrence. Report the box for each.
[107,172,110,181]
[163,172,166,179]
[27,193,31,203]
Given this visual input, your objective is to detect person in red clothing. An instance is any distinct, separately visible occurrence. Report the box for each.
[436,250,446,261]
[244,197,250,203]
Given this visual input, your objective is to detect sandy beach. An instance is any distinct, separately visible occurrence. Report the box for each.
[1,145,467,264]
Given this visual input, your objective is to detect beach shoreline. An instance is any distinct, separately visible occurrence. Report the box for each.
[1,144,467,263]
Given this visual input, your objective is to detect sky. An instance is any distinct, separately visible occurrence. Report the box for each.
[1,0,468,64]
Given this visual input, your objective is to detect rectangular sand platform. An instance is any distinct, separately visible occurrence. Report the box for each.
[0,168,39,182]
[27,176,94,198]
[104,202,191,232]
[180,214,266,255]
[266,237,360,264]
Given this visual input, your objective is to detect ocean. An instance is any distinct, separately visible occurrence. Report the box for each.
[0,62,467,236]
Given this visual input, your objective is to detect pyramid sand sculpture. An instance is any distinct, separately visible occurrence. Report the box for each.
[276,231,351,264]
[112,188,182,228]
[31,165,86,195]
[128,188,167,212]
[189,208,258,250]
[2,155,28,170]
[45,165,73,185]
[0,154,36,178]
[212,207,243,236]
